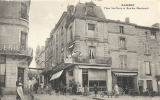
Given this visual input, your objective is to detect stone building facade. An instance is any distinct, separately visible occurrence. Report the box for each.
[35,45,45,84]
[136,24,160,92]
[0,0,33,94]
[41,1,160,94]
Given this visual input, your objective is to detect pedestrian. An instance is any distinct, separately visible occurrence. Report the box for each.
[34,80,39,94]
[46,84,49,94]
[40,82,44,94]
[56,86,59,96]
[93,84,98,97]
[114,84,119,98]
[63,85,66,95]
[84,85,88,96]
[28,77,34,100]
[48,83,52,95]
[16,77,24,100]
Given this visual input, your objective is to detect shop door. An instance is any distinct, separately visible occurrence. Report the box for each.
[147,80,153,91]
[18,68,24,86]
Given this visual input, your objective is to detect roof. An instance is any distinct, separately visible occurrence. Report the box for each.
[74,2,106,19]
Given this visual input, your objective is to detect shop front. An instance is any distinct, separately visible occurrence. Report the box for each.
[112,72,138,94]
[66,65,112,93]
[155,75,160,93]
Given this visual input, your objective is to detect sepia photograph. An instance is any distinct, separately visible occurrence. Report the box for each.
[0,0,160,100]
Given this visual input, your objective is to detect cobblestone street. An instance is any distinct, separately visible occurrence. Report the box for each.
[1,93,160,100]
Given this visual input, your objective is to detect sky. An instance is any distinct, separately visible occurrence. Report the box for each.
[28,0,160,68]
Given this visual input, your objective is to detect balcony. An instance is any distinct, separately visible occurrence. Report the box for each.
[74,56,112,65]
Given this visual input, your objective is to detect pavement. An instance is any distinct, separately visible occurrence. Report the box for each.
[1,94,160,100]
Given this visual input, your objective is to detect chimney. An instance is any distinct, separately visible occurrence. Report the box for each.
[125,17,130,23]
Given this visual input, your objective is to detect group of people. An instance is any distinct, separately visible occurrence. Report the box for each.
[93,84,120,98]
[16,77,42,100]
[69,80,81,95]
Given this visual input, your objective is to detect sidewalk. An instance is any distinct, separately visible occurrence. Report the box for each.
[90,95,160,100]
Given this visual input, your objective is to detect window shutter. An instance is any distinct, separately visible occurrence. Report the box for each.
[145,62,150,75]
[85,23,87,36]
[124,55,127,68]
[119,55,123,68]
[144,43,147,54]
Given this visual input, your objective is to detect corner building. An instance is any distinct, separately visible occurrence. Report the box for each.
[47,1,160,94]
[0,0,33,94]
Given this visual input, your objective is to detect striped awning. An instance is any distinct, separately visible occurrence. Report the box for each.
[113,72,137,76]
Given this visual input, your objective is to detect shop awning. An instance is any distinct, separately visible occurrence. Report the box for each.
[113,72,137,76]
[50,70,63,81]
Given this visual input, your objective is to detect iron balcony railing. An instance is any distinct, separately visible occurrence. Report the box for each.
[74,56,112,65]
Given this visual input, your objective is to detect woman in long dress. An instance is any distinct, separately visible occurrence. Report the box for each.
[28,77,34,100]
[114,84,119,98]
[16,77,24,100]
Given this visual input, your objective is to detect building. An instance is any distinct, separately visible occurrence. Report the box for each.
[35,45,45,84]
[136,24,160,92]
[108,18,138,93]
[0,0,33,94]
[49,2,112,93]
[42,1,160,94]
[41,36,54,85]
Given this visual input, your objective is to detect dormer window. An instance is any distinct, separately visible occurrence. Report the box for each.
[86,6,96,17]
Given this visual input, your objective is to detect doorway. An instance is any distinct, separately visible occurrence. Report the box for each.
[18,68,24,88]
[117,77,134,94]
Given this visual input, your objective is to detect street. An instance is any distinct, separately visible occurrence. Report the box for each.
[1,93,160,100]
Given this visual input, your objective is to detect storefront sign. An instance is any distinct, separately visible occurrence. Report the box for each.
[0,44,33,56]
[64,58,73,63]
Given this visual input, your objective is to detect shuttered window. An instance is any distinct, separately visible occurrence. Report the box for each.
[119,55,127,68]
[145,62,151,75]
[89,47,96,59]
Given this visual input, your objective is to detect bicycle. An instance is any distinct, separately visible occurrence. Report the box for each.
[100,91,114,98]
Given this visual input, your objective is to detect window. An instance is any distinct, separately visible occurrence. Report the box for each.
[21,31,27,50]
[0,64,5,87]
[21,3,28,20]
[61,41,64,52]
[150,31,156,39]
[88,24,95,30]
[145,31,148,39]
[70,26,73,40]
[119,26,124,33]
[119,37,126,49]
[69,70,73,76]
[87,6,96,17]
[61,26,64,36]
[144,43,150,54]
[120,55,127,68]
[89,47,96,59]
[145,62,151,75]
[56,34,58,42]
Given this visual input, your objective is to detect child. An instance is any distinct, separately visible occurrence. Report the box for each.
[56,86,59,96]
[46,84,49,94]
[40,82,44,94]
